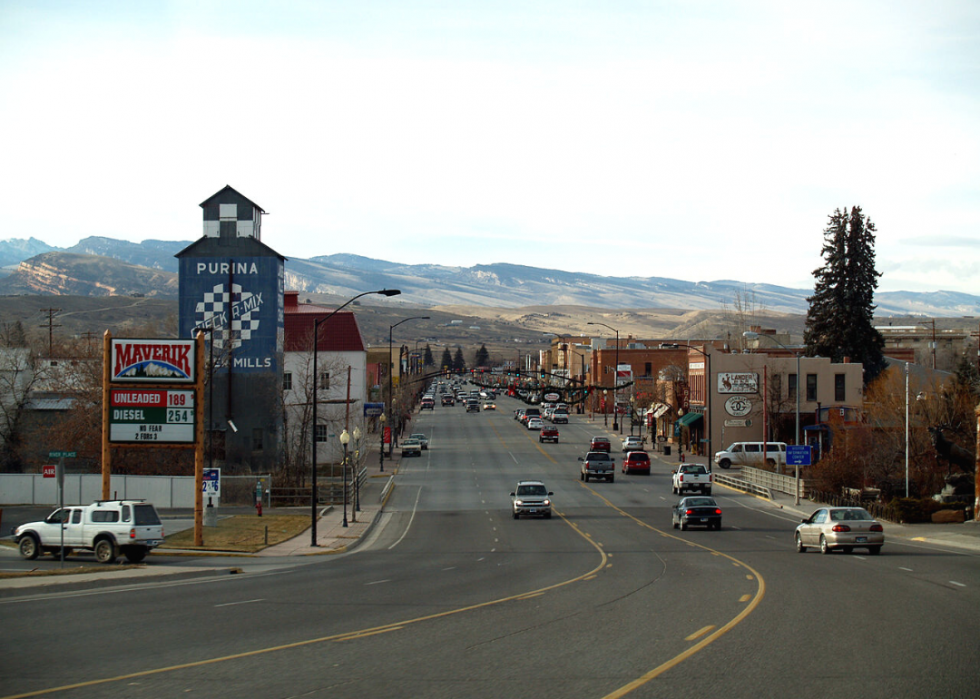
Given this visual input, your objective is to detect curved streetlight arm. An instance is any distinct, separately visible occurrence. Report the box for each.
[311,288,400,547]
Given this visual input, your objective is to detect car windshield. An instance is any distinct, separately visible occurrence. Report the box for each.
[133,504,161,526]
[517,485,547,497]
[831,509,872,521]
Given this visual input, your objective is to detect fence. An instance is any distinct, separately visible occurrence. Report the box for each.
[739,466,807,500]
[805,490,891,521]
[0,474,195,508]
[270,468,368,508]
[713,473,773,500]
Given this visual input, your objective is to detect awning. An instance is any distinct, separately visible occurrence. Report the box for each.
[676,412,703,428]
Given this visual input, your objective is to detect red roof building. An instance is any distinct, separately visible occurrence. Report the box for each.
[283,291,366,352]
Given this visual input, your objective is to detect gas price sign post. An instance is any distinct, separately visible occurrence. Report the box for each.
[102,332,206,545]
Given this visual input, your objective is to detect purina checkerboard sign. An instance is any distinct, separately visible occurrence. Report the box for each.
[111,339,196,383]
[178,256,284,374]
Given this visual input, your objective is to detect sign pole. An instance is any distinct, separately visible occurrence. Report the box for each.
[101,330,112,500]
[194,331,205,546]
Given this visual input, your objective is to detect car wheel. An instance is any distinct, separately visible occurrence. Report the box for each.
[819,535,831,555]
[609,476,614,483]
[18,535,40,560]
[680,520,688,531]
[584,474,589,482]
[544,512,552,519]
[580,472,584,481]
[842,546,854,554]
[94,538,117,564]
[795,533,806,553]
[124,547,147,563]
[714,522,722,531]
[672,519,679,530]
[868,546,882,555]
[719,459,731,469]
[705,489,712,495]
[513,512,519,520]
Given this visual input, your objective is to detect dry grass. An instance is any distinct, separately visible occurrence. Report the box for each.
[159,514,310,552]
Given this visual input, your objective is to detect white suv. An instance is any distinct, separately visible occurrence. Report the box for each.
[14,500,165,564]
[510,480,554,519]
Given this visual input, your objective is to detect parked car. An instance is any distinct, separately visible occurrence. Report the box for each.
[590,436,611,452]
[579,452,615,482]
[526,417,544,430]
[621,436,644,452]
[672,496,723,531]
[510,480,554,519]
[622,451,651,475]
[539,426,559,443]
[409,433,429,450]
[713,441,787,469]
[401,439,423,457]
[795,507,884,555]
[14,500,164,564]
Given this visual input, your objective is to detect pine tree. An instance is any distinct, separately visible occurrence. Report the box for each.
[474,344,490,368]
[804,206,886,384]
[452,347,466,373]
[440,348,453,373]
[423,344,434,367]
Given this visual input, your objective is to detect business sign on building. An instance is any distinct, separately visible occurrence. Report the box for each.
[110,339,196,383]
[179,256,284,374]
[108,389,196,443]
[616,364,632,387]
[724,395,753,416]
[717,372,759,394]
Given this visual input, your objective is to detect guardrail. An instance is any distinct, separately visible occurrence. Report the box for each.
[739,466,806,499]
[713,473,773,500]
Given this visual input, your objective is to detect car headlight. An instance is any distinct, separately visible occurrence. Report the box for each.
[514,500,523,506]
[543,499,551,506]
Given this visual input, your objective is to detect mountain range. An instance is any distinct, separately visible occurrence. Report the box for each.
[0,236,977,318]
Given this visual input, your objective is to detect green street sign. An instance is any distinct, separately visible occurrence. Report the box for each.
[48,451,76,458]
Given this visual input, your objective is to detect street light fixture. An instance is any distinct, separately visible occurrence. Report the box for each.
[743,331,802,505]
[311,288,401,546]
[588,322,620,433]
[388,316,430,456]
[339,428,350,528]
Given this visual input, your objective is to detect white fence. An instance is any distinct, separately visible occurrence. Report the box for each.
[0,474,196,508]
[739,466,807,499]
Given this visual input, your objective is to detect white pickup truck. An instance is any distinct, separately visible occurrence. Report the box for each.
[671,464,713,495]
[14,499,165,564]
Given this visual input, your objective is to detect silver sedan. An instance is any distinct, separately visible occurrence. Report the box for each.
[795,507,884,555]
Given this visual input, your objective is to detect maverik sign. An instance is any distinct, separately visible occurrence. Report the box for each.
[111,339,196,383]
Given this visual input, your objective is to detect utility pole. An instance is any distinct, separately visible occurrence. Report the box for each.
[39,308,61,356]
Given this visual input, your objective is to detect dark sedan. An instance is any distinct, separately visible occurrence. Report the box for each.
[672,496,722,531]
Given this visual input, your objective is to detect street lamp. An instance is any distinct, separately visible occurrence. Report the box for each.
[353,426,362,515]
[388,316,430,456]
[339,429,350,528]
[603,390,608,427]
[743,331,801,505]
[311,288,401,547]
[379,413,387,472]
[588,322,620,433]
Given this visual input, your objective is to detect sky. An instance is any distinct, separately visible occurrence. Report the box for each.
[1,1,978,295]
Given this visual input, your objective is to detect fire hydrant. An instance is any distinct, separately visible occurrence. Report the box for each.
[680,452,686,463]
[256,500,263,517]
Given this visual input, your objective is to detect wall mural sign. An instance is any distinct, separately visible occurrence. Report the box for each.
[717,372,759,394]
[724,395,753,417]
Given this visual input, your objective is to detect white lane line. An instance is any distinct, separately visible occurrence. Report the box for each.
[900,567,914,572]
[442,567,456,571]
[477,557,485,561]
[388,486,423,550]
[950,581,966,587]
[853,555,866,560]
[215,599,264,608]
[730,526,741,530]
[365,580,391,586]
[509,452,519,464]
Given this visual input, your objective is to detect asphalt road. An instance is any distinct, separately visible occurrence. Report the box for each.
[1,391,978,698]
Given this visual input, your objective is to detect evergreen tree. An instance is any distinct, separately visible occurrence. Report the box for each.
[452,347,466,373]
[423,344,434,367]
[440,348,453,373]
[953,354,980,397]
[474,344,490,368]
[804,206,886,384]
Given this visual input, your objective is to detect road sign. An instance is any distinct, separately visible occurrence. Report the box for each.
[203,468,221,499]
[48,451,76,458]
[787,445,812,466]
[363,402,384,417]
[108,389,196,443]
[43,464,56,478]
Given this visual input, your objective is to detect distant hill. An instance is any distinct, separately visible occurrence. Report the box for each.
[0,236,977,317]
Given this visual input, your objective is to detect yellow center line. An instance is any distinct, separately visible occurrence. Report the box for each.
[333,626,404,642]
[685,625,716,641]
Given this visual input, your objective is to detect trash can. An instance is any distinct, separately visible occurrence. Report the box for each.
[663,445,671,456]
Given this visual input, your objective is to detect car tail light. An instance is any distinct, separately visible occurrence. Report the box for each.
[678,475,684,482]
[709,474,714,482]
[129,528,136,539]
[870,524,884,532]
[831,524,851,532]
[714,509,722,515]
[685,509,695,515]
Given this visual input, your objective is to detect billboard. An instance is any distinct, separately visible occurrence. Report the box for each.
[179,256,284,374]
[717,372,759,394]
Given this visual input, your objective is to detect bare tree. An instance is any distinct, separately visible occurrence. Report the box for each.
[721,285,769,351]
[0,344,48,472]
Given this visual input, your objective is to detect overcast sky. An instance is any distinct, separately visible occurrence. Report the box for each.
[2,1,978,294]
